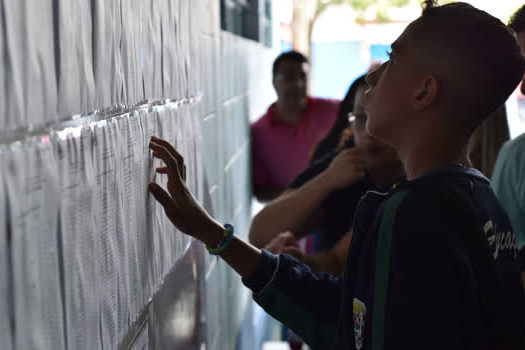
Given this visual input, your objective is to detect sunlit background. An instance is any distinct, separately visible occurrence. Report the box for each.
[274,0,525,137]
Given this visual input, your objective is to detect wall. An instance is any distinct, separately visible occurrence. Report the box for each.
[0,0,276,349]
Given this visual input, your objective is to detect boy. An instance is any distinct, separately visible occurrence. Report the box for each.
[149,1,525,348]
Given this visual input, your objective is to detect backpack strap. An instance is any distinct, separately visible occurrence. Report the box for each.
[371,182,505,350]
[427,183,504,349]
[371,189,409,350]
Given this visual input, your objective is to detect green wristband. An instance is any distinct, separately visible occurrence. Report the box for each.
[206,224,234,255]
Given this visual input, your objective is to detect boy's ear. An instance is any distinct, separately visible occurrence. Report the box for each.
[411,75,439,110]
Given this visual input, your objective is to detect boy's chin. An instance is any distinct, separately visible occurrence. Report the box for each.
[365,121,381,139]
[366,124,393,147]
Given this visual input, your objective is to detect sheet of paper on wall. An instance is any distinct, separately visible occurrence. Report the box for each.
[0,8,5,131]
[142,0,162,100]
[0,151,13,350]
[137,110,157,299]
[114,113,146,328]
[117,113,150,320]
[109,119,132,343]
[3,0,26,129]
[120,0,143,105]
[92,0,123,108]
[180,0,193,98]
[25,0,58,127]
[5,140,66,350]
[56,128,101,350]
[155,109,174,271]
[56,0,95,117]
[92,121,121,349]
[144,110,170,291]
[160,0,178,100]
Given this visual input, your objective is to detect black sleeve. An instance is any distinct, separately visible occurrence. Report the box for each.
[288,151,337,189]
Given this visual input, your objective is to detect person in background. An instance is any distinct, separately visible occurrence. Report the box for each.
[251,51,339,202]
[468,104,510,177]
[309,62,383,165]
[492,4,525,281]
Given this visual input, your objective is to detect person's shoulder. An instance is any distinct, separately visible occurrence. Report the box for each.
[251,106,275,133]
[501,132,525,154]
[494,133,525,176]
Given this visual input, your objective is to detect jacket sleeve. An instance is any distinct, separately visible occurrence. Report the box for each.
[243,250,341,349]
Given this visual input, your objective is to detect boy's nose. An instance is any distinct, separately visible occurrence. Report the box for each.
[366,62,386,87]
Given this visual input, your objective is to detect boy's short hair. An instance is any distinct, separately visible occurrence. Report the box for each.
[272,51,308,77]
[509,4,525,33]
[412,1,525,131]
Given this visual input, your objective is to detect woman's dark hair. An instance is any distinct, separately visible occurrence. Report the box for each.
[310,74,368,163]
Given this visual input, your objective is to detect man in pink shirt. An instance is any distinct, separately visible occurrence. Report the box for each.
[252,51,339,201]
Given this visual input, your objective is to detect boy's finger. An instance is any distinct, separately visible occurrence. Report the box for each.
[156,167,168,174]
[149,142,181,177]
[150,136,185,164]
[149,183,174,209]
[149,141,186,180]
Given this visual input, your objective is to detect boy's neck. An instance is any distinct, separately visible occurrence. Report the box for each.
[395,121,471,181]
[368,163,405,187]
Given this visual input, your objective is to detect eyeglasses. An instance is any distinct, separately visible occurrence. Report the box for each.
[348,113,367,129]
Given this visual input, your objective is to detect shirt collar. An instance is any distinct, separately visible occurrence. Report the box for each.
[266,97,312,126]
[389,166,489,193]
[418,165,489,184]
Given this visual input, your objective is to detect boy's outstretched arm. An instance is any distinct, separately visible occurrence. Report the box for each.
[148,136,342,349]
[148,136,262,278]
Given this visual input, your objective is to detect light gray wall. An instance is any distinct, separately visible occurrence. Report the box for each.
[0,0,277,349]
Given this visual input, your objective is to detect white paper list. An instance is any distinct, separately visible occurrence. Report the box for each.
[0,151,13,350]
[5,140,65,350]
[92,122,121,350]
[118,113,148,321]
[56,128,100,350]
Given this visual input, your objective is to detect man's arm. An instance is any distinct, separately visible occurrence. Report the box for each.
[302,229,352,276]
[253,185,284,203]
[249,149,366,247]
[268,229,353,276]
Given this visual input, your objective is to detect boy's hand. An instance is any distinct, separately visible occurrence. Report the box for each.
[148,136,222,244]
[321,148,367,190]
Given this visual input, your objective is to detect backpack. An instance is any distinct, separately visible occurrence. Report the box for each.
[371,180,519,349]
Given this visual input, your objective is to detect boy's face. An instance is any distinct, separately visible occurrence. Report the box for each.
[353,87,400,170]
[364,24,421,144]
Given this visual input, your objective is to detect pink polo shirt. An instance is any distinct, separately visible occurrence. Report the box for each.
[251,97,339,192]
